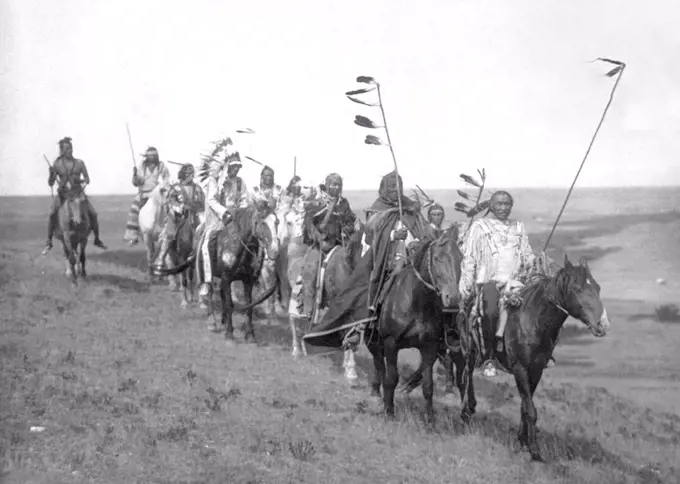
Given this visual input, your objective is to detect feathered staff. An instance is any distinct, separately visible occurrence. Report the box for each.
[543,58,627,252]
[346,76,403,222]
[455,169,490,231]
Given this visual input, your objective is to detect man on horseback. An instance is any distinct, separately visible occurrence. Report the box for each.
[297,173,357,320]
[42,137,108,255]
[124,147,171,246]
[152,163,204,272]
[198,154,250,299]
[427,203,446,238]
[363,171,430,312]
[459,190,540,375]
[251,165,282,211]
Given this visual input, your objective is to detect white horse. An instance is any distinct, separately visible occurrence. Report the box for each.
[138,182,172,283]
[277,194,358,386]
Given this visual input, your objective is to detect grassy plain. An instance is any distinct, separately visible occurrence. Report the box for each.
[1,191,679,483]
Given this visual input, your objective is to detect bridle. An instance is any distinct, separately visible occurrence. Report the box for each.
[412,243,441,295]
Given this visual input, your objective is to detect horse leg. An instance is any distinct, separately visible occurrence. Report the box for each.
[343,348,359,386]
[242,281,257,344]
[420,345,439,427]
[515,366,545,462]
[220,278,235,343]
[79,241,87,278]
[460,349,478,424]
[382,337,399,419]
[180,270,189,309]
[367,341,385,400]
[290,316,303,359]
[62,237,77,284]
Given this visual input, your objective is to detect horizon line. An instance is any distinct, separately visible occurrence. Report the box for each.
[2,184,680,198]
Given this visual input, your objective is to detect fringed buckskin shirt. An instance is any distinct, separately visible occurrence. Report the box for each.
[459,217,535,296]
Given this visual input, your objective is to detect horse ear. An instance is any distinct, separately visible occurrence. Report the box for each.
[564,254,572,269]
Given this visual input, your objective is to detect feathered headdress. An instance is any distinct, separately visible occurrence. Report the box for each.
[197,135,241,184]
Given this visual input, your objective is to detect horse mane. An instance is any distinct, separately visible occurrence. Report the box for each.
[410,224,460,269]
[231,205,259,240]
[519,265,581,309]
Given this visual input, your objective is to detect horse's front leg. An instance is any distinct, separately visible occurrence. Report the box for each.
[420,344,439,427]
[62,237,77,284]
[515,366,545,462]
[367,340,385,399]
[78,241,87,278]
[343,348,359,386]
[242,280,257,344]
[382,337,399,418]
[460,349,478,424]
[180,270,190,309]
[220,277,235,343]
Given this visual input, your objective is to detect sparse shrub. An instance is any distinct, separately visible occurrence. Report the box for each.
[289,439,315,462]
[655,304,680,323]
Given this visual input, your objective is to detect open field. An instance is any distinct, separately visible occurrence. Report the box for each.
[2,189,680,483]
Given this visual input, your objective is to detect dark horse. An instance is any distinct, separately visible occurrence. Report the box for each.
[160,203,280,343]
[453,255,611,461]
[369,225,462,424]
[155,201,201,309]
[55,191,92,285]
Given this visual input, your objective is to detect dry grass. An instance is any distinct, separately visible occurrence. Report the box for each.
[1,196,679,483]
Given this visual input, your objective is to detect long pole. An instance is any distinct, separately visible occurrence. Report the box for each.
[125,123,137,168]
[543,61,626,252]
[293,156,297,178]
[42,154,54,201]
[376,84,403,223]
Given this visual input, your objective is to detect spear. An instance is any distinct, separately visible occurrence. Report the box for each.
[125,123,137,168]
[42,153,54,200]
[346,76,403,222]
[543,58,627,252]
[294,156,297,178]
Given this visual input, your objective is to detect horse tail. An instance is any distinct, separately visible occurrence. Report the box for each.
[232,280,279,312]
[157,251,196,275]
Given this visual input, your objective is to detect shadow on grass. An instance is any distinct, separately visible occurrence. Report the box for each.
[89,249,149,273]
[87,274,150,294]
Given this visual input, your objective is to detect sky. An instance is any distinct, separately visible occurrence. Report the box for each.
[1,0,680,196]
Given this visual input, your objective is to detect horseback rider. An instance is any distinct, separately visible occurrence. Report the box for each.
[124,147,171,246]
[42,137,108,255]
[427,203,446,238]
[198,153,250,299]
[298,173,357,319]
[152,163,204,272]
[250,165,283,211]
[459,190,543,376]
[363,170,430,313]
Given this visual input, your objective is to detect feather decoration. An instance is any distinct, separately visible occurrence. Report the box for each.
[365,135,387,146]
[459,174,481,188]
[354,115,382,129]
[356,76,377,84]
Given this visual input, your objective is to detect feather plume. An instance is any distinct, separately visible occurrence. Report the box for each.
[457,190,471,200]
[454,202,469,213]
[605,65,623,77]
[347,96,379,107]
[467,199,490,217]
[354,115,381,129]
[365,135,387,146]
[345,87,376,96]
[356,76,377,84]
[459,173,481,188]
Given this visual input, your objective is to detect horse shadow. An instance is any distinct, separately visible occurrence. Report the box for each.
[89,249,149,273]
[86,273,150,294]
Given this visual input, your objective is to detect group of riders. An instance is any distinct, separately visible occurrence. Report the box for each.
[42,135,549,376]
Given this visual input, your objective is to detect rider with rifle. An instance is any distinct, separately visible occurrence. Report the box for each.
[42,137,108,255]
[124,147,170,246]
[297,173,357,320]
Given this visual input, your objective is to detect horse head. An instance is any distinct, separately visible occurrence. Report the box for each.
[60,191,87,228]
[253,200,280,261]
[421,225,462,309]
[556,255,611,337]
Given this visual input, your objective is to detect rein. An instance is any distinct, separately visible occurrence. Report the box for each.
[412,244,439,294]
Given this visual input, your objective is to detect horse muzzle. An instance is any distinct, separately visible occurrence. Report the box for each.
[440,288,461,311]
[588,308,611,337]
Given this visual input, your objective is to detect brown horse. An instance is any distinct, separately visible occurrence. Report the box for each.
[55,192,92,284]
[160,203,280,343]
[365,226,462,425]
[453,255,611,461]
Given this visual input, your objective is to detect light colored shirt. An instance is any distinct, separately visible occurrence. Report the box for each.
[459,217,535,296]
[136,161,170,194]
[205,175,250,231]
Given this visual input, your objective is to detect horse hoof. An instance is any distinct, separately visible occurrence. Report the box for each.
[225,334,236,345]
[530,452,545,463]
[461,411,473,425]
[180,301,189,309]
